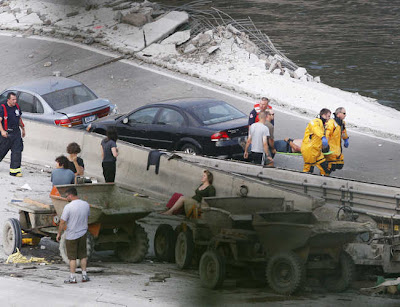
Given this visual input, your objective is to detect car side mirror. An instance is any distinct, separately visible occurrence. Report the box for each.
[122,117,129,124]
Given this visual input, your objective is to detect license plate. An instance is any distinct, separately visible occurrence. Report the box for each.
[84,115,97,124]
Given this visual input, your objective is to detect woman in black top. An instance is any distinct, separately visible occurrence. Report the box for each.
[101,128,118,183]
[162,170,216,215]
[66,142,84,176]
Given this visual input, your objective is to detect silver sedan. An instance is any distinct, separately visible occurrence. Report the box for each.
[0,77,117,128]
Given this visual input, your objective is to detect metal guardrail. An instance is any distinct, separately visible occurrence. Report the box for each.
[257,173,400,220]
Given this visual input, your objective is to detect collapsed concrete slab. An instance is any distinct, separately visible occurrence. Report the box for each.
[17,13,44,25]
[143,11,189,46]
[0,12,17,25]
[161,29,190,46]
[120,29,145,51]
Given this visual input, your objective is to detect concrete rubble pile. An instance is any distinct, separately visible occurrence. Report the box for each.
[0,0,317,88]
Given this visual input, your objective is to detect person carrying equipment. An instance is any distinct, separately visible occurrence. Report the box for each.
[0,92,25,177]
[325,107,349,172]
[301,108,331,176]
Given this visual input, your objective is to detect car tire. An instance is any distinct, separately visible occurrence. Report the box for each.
[181,143,200,155]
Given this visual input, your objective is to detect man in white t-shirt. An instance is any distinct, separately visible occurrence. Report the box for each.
[244,111,273,166]
[56,187,90,284]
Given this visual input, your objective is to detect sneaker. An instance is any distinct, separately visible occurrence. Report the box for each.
[82,275,90,282]
[64,276,77,284]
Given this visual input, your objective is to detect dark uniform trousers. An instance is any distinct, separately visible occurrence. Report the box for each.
[0,128,23,173]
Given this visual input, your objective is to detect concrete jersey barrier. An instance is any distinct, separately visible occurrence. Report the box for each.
[20,119,319,211]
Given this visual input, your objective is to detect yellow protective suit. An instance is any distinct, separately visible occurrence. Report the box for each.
[325,118,348,171]
[301,118,330,176]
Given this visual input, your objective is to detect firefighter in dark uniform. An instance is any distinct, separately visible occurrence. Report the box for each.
[0,92,25,177]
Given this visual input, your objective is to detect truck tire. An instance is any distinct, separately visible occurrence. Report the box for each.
[175,229,194,269]
[199,250,226,289]
[2,218,22,255]
[59,232,95,266]
[266,251,306,295]
[116,224,149,263]
[154,224,175,262]
[322,251,355,292]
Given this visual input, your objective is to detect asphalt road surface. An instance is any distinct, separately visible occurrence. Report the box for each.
[0,34,399,188]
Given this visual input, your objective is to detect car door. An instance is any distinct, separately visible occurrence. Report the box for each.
[17,92,46,122]
[116,107,160,147]
[148,107,186,150]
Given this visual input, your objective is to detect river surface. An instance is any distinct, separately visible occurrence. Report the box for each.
[159,0,400,111]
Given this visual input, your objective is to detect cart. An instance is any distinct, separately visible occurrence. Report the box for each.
[198,209,372,294]
[153,196,289,268]
[3,183,162,264]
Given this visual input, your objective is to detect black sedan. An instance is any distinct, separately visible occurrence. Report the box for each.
[87,98,249,158]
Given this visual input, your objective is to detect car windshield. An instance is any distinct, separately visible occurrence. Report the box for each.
[42,85,97,111]
[190,101,246,125]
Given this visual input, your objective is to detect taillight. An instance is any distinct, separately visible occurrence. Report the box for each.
[211,131,230,141]
[54,118,72,128]
[98,106,110,118]
[68,115,83,126]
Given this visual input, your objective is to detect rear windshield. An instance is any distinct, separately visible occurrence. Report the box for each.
[190,101,246,125]
[42,85,97,111]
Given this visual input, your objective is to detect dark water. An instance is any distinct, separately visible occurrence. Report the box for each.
[159,0,400,111]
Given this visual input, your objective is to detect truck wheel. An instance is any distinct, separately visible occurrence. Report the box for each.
[199,250,226,289]
[154,224,175,262]
[266,251,306,295]
[175,229,194,269]
[2,218,22,255]
[322,251,355,292]
[59,232,95,266]
[116,224,149,263]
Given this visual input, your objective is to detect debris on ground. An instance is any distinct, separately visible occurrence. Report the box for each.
[6,249,49,264]
[149,272,171,282]
[360,277,400,295]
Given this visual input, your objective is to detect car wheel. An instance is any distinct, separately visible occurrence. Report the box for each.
[181,143,200,155]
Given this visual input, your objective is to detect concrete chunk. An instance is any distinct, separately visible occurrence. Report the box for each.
[197,33,212,47]
[143,11,189,46]
[0,12,17,25]
[161,30,190,46]
[141,43,178,57]
[207,46,219,54]
[294,67,307,79]
[184,44,196,54]
[227,24,241,35]
[122,12,151,27]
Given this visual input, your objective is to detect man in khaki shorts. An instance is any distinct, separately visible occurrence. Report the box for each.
[56,187,90,283]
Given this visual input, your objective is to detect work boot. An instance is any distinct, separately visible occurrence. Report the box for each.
[10,172,22,177]
[64,276,77,284]
[82,274,90,282]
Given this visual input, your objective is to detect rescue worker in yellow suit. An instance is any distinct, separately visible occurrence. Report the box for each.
[325,107,349,172]
[301,108,331,176]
